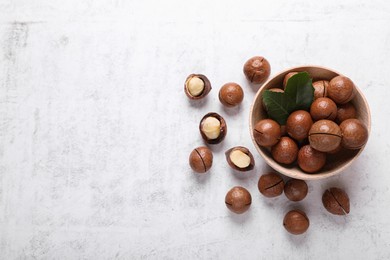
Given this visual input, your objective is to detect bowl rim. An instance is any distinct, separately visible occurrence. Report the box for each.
[249,65,371,180]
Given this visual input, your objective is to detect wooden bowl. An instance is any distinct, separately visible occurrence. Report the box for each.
[249,66,371,180]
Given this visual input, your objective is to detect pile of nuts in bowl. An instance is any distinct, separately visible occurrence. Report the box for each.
[186,56,367,235]
[253,71,369,173]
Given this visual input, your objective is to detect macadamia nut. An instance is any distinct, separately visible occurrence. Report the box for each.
[201,117,221,140]
[229,150,250,168]
[186,76,204,96]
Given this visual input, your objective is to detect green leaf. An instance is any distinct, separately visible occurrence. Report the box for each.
[262,72,314,125]
[263,90,295,125]
[284,72,314,111]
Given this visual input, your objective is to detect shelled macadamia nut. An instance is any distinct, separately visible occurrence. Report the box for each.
[199,112,227,144]
[219,82,244,107]
[225,146,255,171]
[225,186,252,214]
[189,146,213,173]
[243,56,271,84]
[184,74,211,99]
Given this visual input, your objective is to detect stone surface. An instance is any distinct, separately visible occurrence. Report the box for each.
[1,0,390,259]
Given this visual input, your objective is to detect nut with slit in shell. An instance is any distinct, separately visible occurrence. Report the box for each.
[258,172,284,197]
[322,187,350,215]
[189,146,213,173]
[308,120,342,152]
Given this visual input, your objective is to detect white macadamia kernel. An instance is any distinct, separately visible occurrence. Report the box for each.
[186,77,204,96]
[229,150,251,168]
[202,117,221,139]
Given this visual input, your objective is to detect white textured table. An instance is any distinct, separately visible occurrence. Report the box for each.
[1,0,390,259]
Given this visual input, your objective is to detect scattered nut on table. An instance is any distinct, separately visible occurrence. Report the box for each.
[184,74,211,100]
[225,146,255,172]
[199,112,227,144]
[225,186,252,214]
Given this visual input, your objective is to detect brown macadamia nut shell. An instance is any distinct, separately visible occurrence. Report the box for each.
[328,76,355,104]
[283,209,310,235]
[312,80,328,100]
[219,82,244,107]
[189,146,213,173]
[284,179,308,201]
[336,102,357,123]
[310,97,337,121]
[258,172,284,197]
[297,145,326,173]
[340,119,368,149]
[286,110,313,141]
[225,186,252,214]
[308,120,342,152]
[243,56,271,84]
[253,119,281,147]
[322,187,350,215]
[271,137,298,164]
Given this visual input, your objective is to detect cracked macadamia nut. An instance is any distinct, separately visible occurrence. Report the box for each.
[243,56,271,84]
[283,209,310,235]
[283,72,298,89]
[322,187,350,215]
[297,145,326,173]
[199,113,227,144]
[184,74,211,99]
[340,119,368,149]
[225,186,252,214]
[328,76,355,104]
[253,119,281,147]
[271,136,298,164]
[225,146,255,171]
[219,82,244,107]
[310,97,337,121]
[286,110,313,141]
[313,80,328,100]
[189,146,213,173]
[308,120,342,152]
[336,102,357,123]
[284,179,308,201]
[258,172,284,197]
